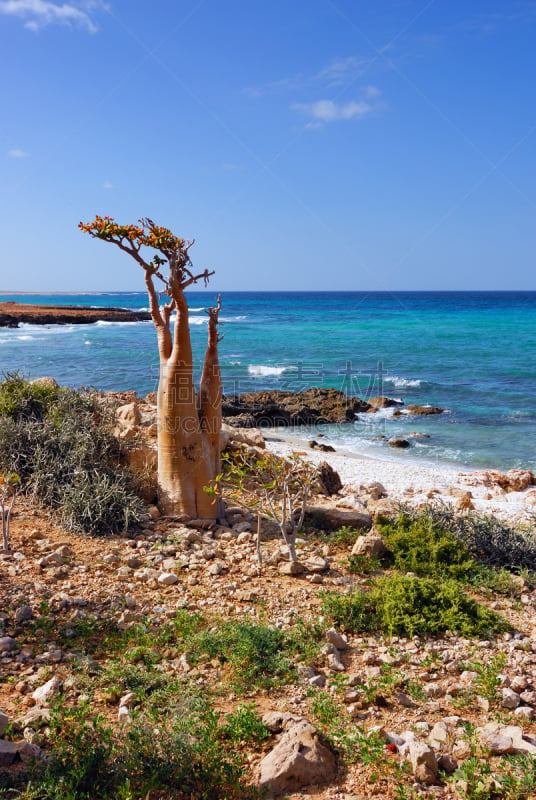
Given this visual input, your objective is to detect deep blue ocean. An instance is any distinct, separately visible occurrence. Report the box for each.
[0,291,535,471]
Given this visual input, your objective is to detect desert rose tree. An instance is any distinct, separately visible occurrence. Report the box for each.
[79,216,222,520]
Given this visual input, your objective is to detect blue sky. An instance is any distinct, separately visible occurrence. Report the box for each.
[1,0,535,291]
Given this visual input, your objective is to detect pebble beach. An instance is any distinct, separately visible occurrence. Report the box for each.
[264,429,536,526]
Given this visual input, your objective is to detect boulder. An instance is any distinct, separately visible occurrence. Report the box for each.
[408,740,439,785]
[220,423,266,450]
[325,628,349,650]
[309,440,336,452]
[367,396,403,409]
[305,505,372,532]
[279,561,305,576]
[388,438,411,449]
[14,605,33,623]
[262,712,303,733]
[32,676,61,706]
[506,469,534,492]
[116,402,141,438]
[406,405,444,415]
[0,739,43,766]
[316,461,343,496]
[257,718,336,797]
[223,388,370,428]
[362,482,387,500]
[0,637,17,653]
[351,532,386,558]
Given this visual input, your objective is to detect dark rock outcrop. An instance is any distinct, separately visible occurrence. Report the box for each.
[0,301,150,327]
[316,462,343,496]
[222,388,371,428]
[389,438,411,449]
[406,404,444,415]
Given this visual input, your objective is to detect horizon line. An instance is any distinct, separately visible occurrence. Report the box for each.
[1,289,536,295]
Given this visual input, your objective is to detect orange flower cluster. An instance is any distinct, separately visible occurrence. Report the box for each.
[79,216,186,253]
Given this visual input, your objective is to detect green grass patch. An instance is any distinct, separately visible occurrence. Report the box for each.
[194,619,292,692]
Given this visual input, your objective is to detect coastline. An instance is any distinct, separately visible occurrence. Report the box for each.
[262,427,536,526]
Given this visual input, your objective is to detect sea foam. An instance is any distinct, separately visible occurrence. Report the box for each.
[248,365,287,377]
[384,376,423,388]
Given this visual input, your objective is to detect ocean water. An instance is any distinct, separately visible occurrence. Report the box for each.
[0,291,535,471]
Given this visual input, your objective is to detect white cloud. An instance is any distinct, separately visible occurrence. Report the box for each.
[364,85,381,98]
[245,54,378,97]
[103,180,113,189]
[0,0,103,32]
[292,98,374,123]
[316,56,372,87]
[8,148,29,158]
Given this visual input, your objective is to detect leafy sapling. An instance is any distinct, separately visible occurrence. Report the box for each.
[1,472,21,552]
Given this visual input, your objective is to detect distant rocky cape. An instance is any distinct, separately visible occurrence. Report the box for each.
[0,301,150,328]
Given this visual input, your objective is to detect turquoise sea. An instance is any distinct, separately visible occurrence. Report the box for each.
[0,291,535,471]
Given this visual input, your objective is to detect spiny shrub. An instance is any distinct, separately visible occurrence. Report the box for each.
[376,512,477,580]
[0,374,143,534]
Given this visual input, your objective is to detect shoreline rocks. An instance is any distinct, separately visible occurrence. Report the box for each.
[0,301,150,328]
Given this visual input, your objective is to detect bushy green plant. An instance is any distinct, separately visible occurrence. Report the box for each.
[369,574,507,638]
[194,620,292,691]
[7,700,251,800]
[0,375,143,534]
[377,512,477,580]
[320,588,375,633]
[0,372,62,419]
[221,704,270,745]
[321,575,507,638]
[404,503,536,573]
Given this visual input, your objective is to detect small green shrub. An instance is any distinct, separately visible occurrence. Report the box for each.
[221,704,270,745]
[320,588,375,633]
[406,503,536,573]
[322,576,507,638]
[19,700,251,800]
[0,372,61,419]
[193,620,292,691]
[369,574,508,638]
[376,512,477,580]
[345,552,384,574]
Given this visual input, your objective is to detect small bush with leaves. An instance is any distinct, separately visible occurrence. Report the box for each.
[322,575,507,638]
[193,619,292,691]
[5,699,251,800]
[369,574,508,638]
[376,511,477,580]
[0,374,143,534]
[399,503,536,573]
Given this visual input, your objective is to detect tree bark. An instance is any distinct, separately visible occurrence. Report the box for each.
[156,287,219,519]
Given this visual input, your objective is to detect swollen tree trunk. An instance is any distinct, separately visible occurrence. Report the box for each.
[156,289,221,519]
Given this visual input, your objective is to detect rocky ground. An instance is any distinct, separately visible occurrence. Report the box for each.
[2,464,536,798]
